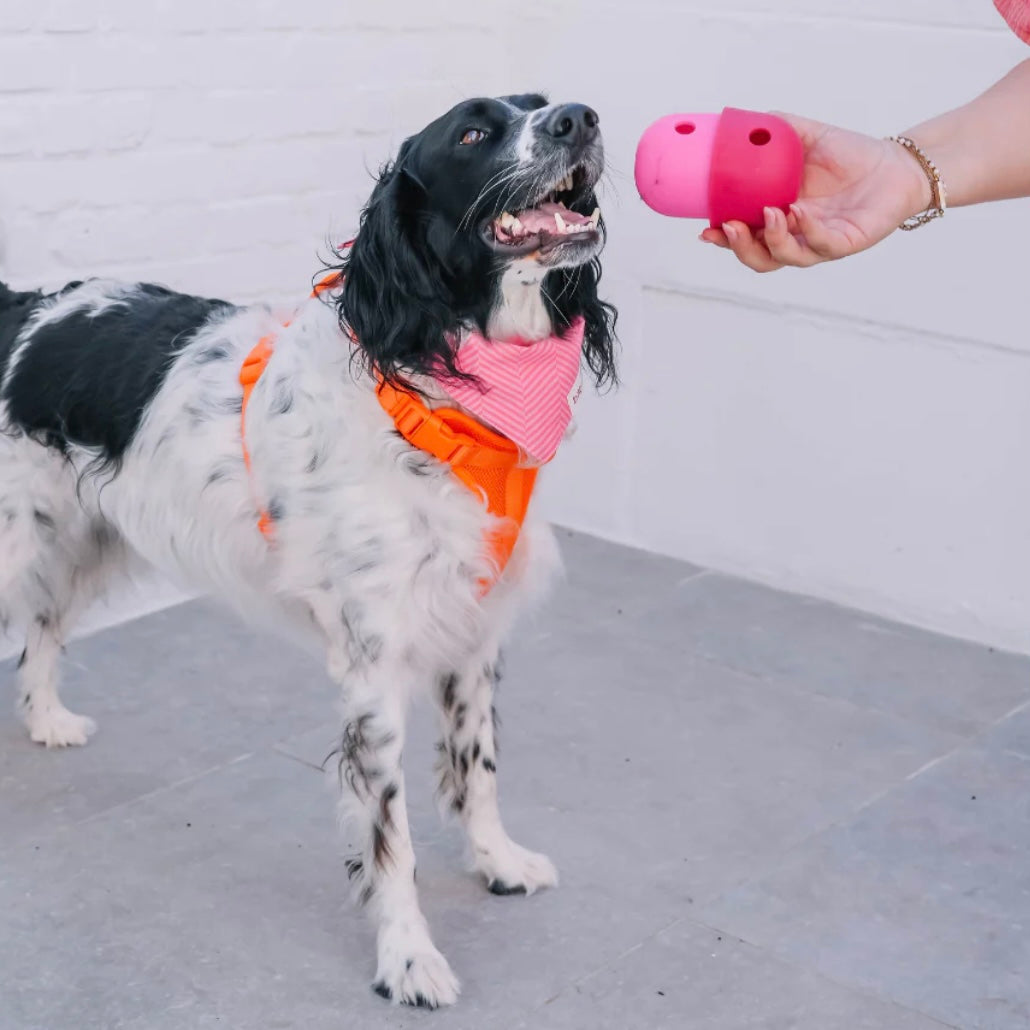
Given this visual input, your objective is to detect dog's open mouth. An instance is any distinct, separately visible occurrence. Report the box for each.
[483,167,601,257]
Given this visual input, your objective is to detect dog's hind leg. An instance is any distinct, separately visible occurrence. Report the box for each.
[14,522,130,748]
[434,650,558,897]
[0,437,106,746]
[16,609,96,748]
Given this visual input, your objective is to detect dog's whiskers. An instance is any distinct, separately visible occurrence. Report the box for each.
[457,165,525,233]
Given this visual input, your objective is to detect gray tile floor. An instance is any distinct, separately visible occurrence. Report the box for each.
[2,528,1028,1030]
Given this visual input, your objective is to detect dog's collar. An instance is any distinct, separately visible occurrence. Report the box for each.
[239,268,554,594]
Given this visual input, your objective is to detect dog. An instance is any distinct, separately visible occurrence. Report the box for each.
[0,93,616,1007]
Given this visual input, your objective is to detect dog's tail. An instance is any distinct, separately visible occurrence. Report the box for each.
[0,280,38,316]
[0,281,43,378]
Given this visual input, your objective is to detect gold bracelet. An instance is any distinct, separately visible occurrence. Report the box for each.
[887,135,947,230]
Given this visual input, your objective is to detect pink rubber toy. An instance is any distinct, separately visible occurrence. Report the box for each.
[634,108,804,229]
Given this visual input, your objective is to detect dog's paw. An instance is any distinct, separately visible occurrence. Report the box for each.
[373,925,460,1008]
[477,838,558,897]
[25,706,97,748]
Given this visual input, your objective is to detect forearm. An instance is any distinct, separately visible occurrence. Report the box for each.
[903,58,1030,209]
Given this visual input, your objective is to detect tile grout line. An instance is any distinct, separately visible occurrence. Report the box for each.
[535,913,691,1010]
[550,549,1024,934]
[0,750,257,863]
[532,902,963,1029]
[680,721,973,932]
[687,752,955,925]
[679,911,965,1030]
[685,638,1030,753]
[900,692,1030,786]
[573,565,717,638]
[688,646,978,749]
[65,751,257,831]
[683,691,1030,975]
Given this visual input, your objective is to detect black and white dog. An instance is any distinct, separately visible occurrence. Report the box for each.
[0,93,616,1007]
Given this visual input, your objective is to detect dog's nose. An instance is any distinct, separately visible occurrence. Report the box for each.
[543,104,599,146]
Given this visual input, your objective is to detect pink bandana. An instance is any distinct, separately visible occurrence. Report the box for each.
[438,318,585,464]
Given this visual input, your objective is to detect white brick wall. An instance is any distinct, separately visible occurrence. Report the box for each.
[0,0,515,305]
[1,1,1028,653]
[526,1,1030,654]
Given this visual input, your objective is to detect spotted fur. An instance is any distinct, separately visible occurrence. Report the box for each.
[0,93,615,1009]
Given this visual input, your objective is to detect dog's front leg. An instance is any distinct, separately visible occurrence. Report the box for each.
[435,652,558,896]
[333,659,460,1009]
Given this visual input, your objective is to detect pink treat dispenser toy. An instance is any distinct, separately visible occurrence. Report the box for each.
[634,108,804,229]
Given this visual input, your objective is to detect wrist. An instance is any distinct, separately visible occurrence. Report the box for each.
[888,135,947,229]
[896,139,934,218]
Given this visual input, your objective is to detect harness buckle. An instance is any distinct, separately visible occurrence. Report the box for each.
[395,405,429,438]
[443,441,477,466]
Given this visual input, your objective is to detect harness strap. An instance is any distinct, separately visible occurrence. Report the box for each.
[239,335,277,539]
[238,270,346,541]
[376,380,539,586]
[376,381,524,471]
[238,266,540,593]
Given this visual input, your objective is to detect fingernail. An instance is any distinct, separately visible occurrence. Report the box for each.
[789,203,802,219]
[722,223,737,242]
[764,206,780,225]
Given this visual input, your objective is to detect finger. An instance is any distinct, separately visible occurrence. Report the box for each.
[699,227,730,248]
[761,206,822,267]
[789,203,852,260]
[722,221,783,273]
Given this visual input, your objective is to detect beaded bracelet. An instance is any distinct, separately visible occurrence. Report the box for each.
[887,135,947,230]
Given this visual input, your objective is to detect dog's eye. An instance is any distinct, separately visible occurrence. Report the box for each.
[459,128,488,146]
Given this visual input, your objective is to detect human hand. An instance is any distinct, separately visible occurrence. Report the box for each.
[700,114,931,271]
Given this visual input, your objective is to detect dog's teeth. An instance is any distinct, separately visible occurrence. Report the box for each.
[510,216,524,234]
[589,208,600,227]
[554,212,567,234]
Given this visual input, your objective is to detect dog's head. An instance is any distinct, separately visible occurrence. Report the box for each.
[334,94,616,391]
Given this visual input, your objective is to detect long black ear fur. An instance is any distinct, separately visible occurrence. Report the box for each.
[331,147,471,390]
[328,146,618,393]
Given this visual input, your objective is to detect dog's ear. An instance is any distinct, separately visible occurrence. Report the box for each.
[334,145,466,390]
[546,253,619,391]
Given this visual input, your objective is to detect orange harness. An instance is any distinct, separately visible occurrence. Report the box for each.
[238,274,540,592]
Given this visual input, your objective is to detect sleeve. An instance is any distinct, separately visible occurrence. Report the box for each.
[995,0,1030,43]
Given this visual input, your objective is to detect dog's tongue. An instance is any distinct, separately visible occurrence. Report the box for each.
[515,201,593,234]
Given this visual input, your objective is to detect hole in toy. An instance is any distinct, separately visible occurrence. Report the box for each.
[675,122,695,135]
[749,128,772,146]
